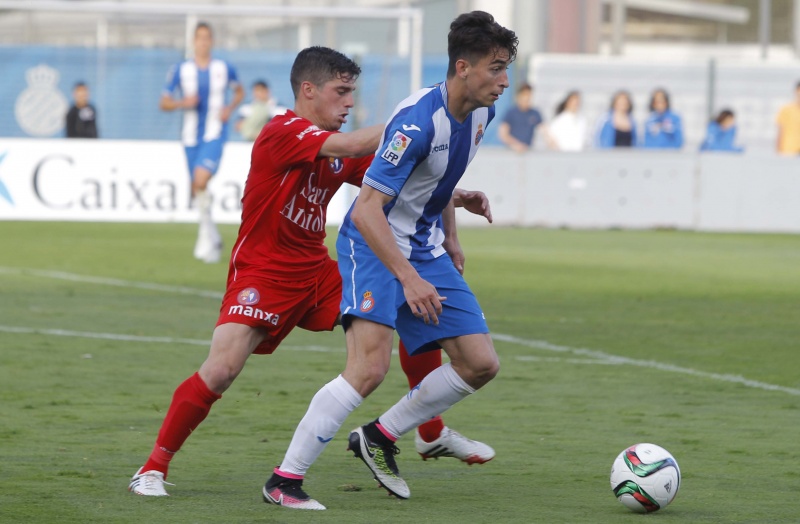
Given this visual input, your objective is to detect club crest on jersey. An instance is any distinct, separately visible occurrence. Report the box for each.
[238,288,260,306]
[328,157,344,174]
[474,123,485,146]
[360,291,375,312]
[381,130,412,166]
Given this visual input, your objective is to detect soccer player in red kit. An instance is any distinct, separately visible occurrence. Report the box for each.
[129,46,493,503]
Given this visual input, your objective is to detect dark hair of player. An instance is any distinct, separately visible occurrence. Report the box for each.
[195,22,212,37]
[289,46,361,98]
[446,11,518,79]
[253,80,268,89]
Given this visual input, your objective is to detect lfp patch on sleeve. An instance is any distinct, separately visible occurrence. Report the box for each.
[380,130,412,166]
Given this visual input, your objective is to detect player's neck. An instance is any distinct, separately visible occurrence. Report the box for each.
[444,78,475,123]
[194,54,211,68]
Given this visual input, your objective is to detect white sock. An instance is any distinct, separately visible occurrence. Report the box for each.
[278,375,362,477]
[195,190,214,233]
[378,362,475,439]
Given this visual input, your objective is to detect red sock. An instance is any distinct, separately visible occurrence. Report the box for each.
[398,340,445,442]
[141,372,221,477]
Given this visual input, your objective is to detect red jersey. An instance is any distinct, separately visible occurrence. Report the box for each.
[228,110,372,281]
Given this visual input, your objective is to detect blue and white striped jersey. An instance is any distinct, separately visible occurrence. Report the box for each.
[339,82,495,261]
[164,59,239,146]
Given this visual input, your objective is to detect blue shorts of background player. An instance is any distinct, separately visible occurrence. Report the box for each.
[184,138,224,178]
[337,235,489,354]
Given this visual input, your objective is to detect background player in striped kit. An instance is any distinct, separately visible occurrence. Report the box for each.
[160,22,244,263]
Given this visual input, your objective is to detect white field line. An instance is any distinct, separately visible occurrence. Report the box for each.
[492,333,800,396]
[0,325,338,354]
[2,267,799,396]
[0,266,224,299]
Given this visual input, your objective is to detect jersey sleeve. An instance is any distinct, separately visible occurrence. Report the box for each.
[163,63,180,96]
[363,109,432,197]
[263,117,334,171]
[342,155,374,187]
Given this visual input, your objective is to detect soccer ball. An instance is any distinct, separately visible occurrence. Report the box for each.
[610,443,681,513]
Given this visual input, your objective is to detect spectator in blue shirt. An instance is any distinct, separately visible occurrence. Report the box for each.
[595,90,636,148]
[498,83,544,153]
[700,109,744,152]
[643,88,683,149]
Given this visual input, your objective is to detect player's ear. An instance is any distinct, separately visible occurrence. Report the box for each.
[300,80,315,100]
[455,59,470,80]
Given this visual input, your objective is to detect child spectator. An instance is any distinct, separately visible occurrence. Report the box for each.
[595,90,636,148]
[643,88,683,149]
[700,109,744,152]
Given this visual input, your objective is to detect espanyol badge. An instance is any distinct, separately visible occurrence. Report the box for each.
[360,291,374,312]
[474,122,484,146]
[328,157,344,174]
[238,288,260,305]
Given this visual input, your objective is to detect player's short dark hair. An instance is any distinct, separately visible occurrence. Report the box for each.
[517,83,533,94]
[253,80,268,89]
[649,88,671,112]
[195,22,212,36]
[447,11,518,78]
[290,46,361,98]
[73,81,87,90]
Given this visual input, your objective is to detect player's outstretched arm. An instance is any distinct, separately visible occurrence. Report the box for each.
[351,185,445,325]
[320,124,384,158]
[453,188,493,223]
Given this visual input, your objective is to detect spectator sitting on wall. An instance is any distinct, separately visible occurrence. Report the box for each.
[700,109,744,152]
[595,90,636,148]
[643,88,682,149]
[547,90,587,152]
[775,81,800,156]
[497,83,547,153]
[236,80,286,141]
[65,81,98,138]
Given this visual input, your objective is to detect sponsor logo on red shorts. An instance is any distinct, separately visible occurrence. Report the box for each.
[238,288,260,305]
[360,290,374,312]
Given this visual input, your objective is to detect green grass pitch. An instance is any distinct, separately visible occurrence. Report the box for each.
[1,221,798,523]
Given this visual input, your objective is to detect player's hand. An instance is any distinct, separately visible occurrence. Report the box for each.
[403,275,446,325]
[182,95,199,109]
[459,190,493,223]
[444,239,465,275]
[220,106,232,122]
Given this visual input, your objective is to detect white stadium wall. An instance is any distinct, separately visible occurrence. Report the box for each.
[0,139,798,233]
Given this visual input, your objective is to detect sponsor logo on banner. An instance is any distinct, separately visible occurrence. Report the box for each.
[0,152,12,206]
[15,65,69,137]
[380,130,412,166]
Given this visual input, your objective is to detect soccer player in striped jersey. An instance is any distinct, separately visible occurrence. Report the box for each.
[264,11,517,507]
[160,22,244,263]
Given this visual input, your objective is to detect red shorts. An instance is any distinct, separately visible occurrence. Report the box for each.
[216,258,341,354]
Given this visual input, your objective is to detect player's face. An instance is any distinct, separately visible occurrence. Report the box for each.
[465,48,511,108]
[313,77,356,131]
[194,27,213,57]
